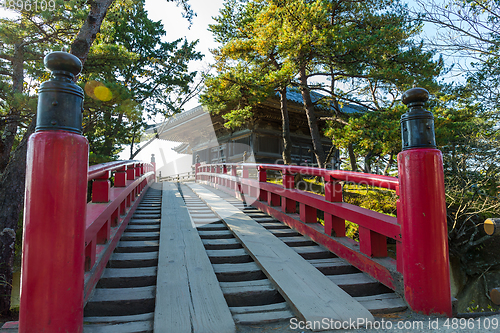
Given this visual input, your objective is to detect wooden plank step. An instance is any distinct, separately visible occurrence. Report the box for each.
[155,182,235,333]
[192,217,221,224]
[198,229,234,239]
[212,262,265,282]
[269,229,302,237]
[97,267,157,288]
[115,240,159,253]
[259,222,290,229]
[308,258,360,275]
[354,293,407,314]
[279,236,316,247]
[108,252,158,268]
[186,209,213,213]
[84,286,155,316]
[185,204,209,208]
[244,212,270,218]
[219,279,283,307]
[128,219,160,225]
[130,214,160,219]
[252,217,278,223]
[135,207,161,211]
[188,211,216,216]
[83,320,153,333]
[125,224,160,232]
[205,248,252,264]
[202,238,242,250]
[83,312,154,324]
[328,273,387,297]
[232,310,295,325]
[189,183,373,326]
[229,302,289,314]
[120,231,160,241]
[292,245,337,259]
[196,223,227,231]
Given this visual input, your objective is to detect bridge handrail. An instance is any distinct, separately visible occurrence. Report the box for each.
[215,162,399,190]
[84,160,155,303]
[88,160,145,180]
[195,162,400,287]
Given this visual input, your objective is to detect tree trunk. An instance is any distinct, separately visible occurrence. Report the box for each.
[0,118,34,315]
[101,112,122,157]
[70,0,115,66]
[0,0,116,313]
[278,87,292,165]
[299,66,325,168]
[364,150,374,174]
[383,154,394,176]
[0,44,24,173]
[348,143,357,172]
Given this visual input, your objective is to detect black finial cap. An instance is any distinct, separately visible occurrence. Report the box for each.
[402,87,429,108]
[400,87,435,150]
[37,51,84,134]
[44,51,82,79]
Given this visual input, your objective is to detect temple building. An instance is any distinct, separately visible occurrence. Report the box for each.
[149,88,363,168]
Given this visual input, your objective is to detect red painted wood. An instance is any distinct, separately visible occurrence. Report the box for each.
[300,203,317,223]
[268,192,281,207]
[359,226,388,258]
[256,181,401,240]
[200,171,401,240]
[20,131,88,333]
[281,172,296,213]
[85,175,153,245]
[83,179,152,303]
[398,149,451,316]
[114,166,127,187]
[396,198,404,273]
[92,171,110,203]
[237,163,398,190]
[205,179,397,290]
[127,164,135,180]
[258,167,267,201]
[85,238,96,271]
[111,208,119,227]
[324,178,345,237]
[96,220,110,245]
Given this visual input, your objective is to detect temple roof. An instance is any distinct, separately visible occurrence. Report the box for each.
[147,88,365,144]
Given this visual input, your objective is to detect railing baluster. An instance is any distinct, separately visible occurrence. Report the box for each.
[115,166,127,187]
[92,171,111,203]
[324,175,344,237]
[258,166,267,201]
[281,170,296,213]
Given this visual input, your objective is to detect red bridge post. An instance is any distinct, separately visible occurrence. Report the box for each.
[397,88,452,316]
[19,52,87,332]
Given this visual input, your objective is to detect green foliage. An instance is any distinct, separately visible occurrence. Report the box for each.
[79,0,202,162]
[205,0,443,168]
[466,299,498,313]
[343,184,397,216]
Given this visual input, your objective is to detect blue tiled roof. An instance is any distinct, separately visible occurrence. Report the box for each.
[283,87,365,114]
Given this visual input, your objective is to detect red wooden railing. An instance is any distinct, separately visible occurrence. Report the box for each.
[196,163,400,284]
[195,159,452,316]
[84,160,155,303]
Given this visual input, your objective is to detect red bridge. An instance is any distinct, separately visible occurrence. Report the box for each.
[1,53,454,332]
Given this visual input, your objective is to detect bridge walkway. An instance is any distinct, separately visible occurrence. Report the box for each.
[62,181,406,332]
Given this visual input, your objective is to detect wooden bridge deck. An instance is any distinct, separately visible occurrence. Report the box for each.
[2,181,407,333]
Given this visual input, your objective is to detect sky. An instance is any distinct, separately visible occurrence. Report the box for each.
[0,0,470,174]
[144,0,226,111]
